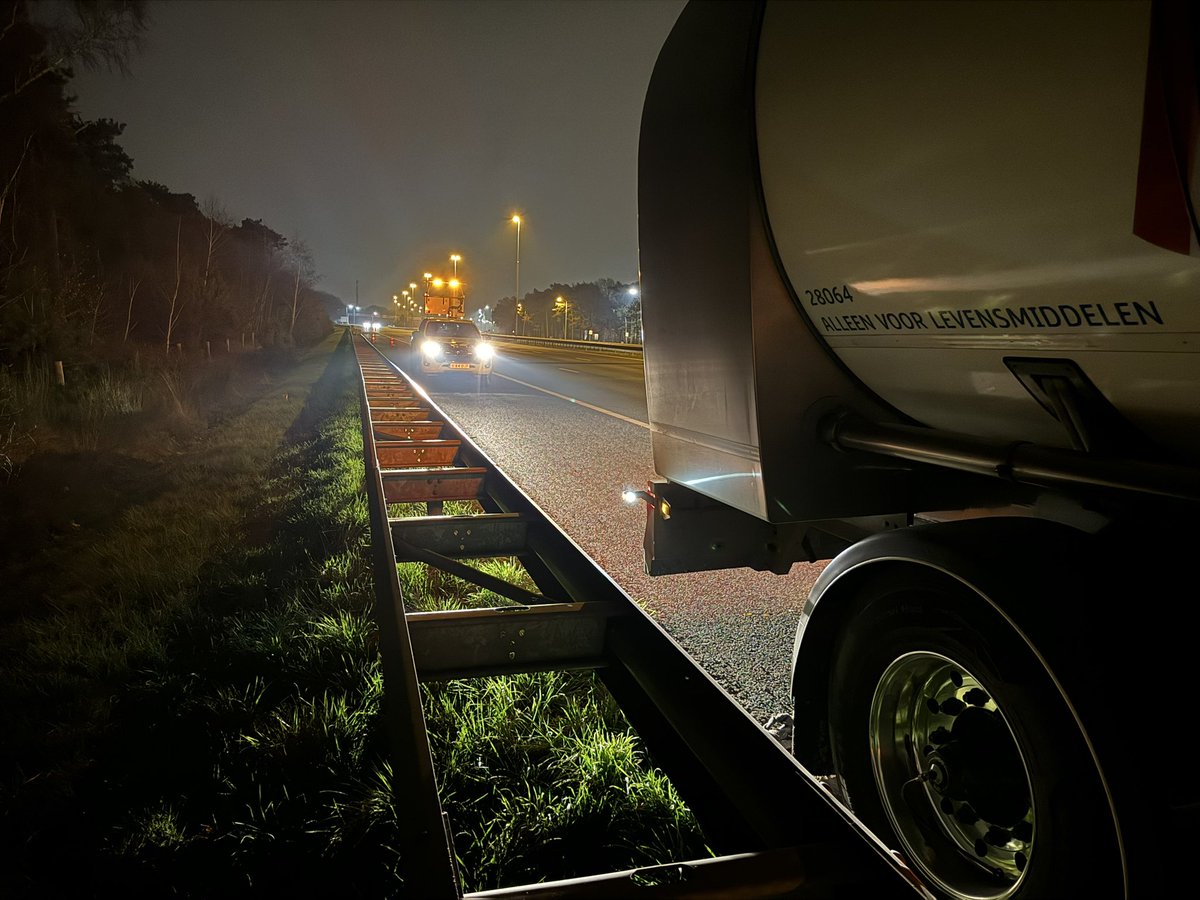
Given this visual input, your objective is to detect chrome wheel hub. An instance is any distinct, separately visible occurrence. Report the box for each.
[869,652,1034,900]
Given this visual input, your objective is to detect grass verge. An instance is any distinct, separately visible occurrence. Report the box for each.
[0,333,708,896]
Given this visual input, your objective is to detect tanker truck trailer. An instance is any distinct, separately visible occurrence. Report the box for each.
[635,2,1200,898]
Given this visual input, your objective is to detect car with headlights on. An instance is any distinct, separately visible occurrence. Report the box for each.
[408,316,495,380]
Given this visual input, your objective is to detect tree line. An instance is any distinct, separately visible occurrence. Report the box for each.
[489,278,642,342]
[0,0,331,373]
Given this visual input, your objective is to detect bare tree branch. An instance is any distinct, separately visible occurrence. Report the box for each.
[1,1,148,105]
[163,216,183,353]
[0,133,33,241]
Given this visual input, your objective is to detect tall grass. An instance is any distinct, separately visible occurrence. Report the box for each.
[0,348,272,468]
[396,507,708,889]
[0,334,399,895]
[423,670,706,889]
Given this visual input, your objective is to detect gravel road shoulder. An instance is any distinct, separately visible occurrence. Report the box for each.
[430,389,827,724]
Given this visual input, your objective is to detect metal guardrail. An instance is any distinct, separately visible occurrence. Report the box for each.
[485,332,644,357]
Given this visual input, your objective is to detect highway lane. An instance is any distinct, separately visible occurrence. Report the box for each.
[381,326,648,423]
[487,338,649,425]
[370,327,828,729]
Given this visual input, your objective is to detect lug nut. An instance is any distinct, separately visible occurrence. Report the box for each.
[965,687,990,706]
[955,804,979,825]
[986,827,1012,847]
[941,697,966,716]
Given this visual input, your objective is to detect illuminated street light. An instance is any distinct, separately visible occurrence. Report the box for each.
[450,254,461,278]
[409,282,418,316]
[555,295,569,339]
[627,286,640,343]
[511,214,522,334]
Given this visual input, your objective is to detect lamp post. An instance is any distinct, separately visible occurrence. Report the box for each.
[627,286,639,343]
[409,282,418,316]
[555,295,568,339]
[511,214,522,334]
[393,294,400,326]
[450,254,461,278]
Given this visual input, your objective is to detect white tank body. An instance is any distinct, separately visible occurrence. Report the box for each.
[755,0,1200,456]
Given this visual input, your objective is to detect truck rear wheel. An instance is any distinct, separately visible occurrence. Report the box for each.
[827,568,1120,900]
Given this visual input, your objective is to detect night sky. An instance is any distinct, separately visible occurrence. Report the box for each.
[70,0,687,313]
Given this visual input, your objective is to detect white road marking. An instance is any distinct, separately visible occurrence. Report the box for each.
[557,367,581,374]
[492,372,650,430]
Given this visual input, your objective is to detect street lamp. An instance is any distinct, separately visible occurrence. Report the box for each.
[450,254,461,278]
[627,286,639,343]
[393,294,400,326]
[555,295,568,339]
[511,214,522,334]
[409,282,418,316]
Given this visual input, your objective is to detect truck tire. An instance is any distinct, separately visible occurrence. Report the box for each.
[827,567,1120,900]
